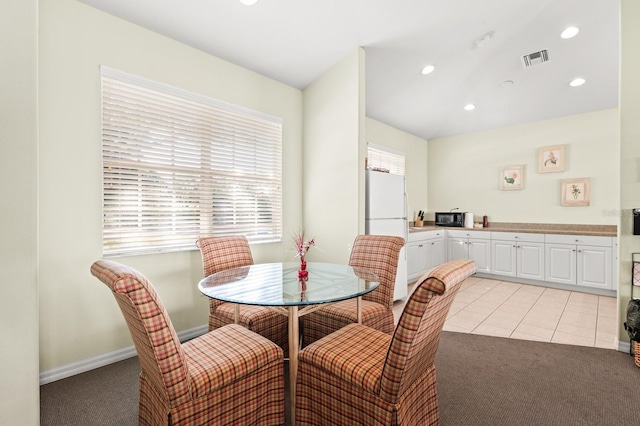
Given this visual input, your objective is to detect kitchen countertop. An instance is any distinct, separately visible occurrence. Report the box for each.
[408,222,617,237]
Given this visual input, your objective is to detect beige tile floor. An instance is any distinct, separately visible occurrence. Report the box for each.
[393,275,618,349]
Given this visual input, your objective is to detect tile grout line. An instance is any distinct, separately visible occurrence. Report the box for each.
[443,278,616,348]
[553,290,602,346]
[445,278,497,327]
[471,280,523,335]
[506,286,547,340]
[550,289,571,344]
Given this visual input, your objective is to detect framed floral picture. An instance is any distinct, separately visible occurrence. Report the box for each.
[538,145,565,173]
[561,178,590,206]
[499,165,524,190]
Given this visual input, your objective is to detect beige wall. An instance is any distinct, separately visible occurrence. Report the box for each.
[428,109,619,225]
[366,118,429,221]
[0,1,40,423]
[4,0,634,420]
[38,0,303,371]
[619,0,640,341]
[302,48,365,263]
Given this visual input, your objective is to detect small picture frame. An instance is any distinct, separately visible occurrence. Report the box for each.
[499,165,524,190]
[561,178,590,206]
[538,145,565,173]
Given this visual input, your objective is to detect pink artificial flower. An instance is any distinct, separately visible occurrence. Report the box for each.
[293,230,315,259]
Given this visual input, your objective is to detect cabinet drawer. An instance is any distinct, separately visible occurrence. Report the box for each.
[447,229,491,240]
[408,230,444,243]
[491,232,544,243]
[545,234,613,247]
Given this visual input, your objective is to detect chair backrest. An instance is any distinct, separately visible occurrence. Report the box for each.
[379,259,477,402]
[348,235,405,310]
[196,236,254,277]
[90,260,192,407]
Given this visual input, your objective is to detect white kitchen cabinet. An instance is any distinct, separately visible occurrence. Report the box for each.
[577,245,612,289]
[612,238,618,290]
[545,234,614,290]
[491,232,544,280]
[447,230,491,273]
[431,237,446,269]
[407,230,445,282]
[545,243,577,284]
[407,241,427,280]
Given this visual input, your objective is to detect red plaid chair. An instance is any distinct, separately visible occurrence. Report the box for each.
[90,260,284,426]
[196,236,289,356]
[302,235,405,346]
[295,259,477,426]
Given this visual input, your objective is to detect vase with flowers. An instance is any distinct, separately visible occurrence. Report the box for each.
[293,230,315,280]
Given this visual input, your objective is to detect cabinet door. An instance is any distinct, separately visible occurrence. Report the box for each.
[545,244,576,285]
[492,240,516,277]
[407,241,427,281]
[613,238,618,290]
[447,237,468,261]
[430,238,446,269]
[577,246,612,289]
[517,242,544,280]
[469,238,491,273]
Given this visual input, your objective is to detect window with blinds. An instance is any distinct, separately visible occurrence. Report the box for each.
[367,143,406,175]
[101,67,283,257]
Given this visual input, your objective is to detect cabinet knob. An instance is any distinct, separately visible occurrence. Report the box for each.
[513,245,516,248]
[418,244,423,247]
[572,249,576,252]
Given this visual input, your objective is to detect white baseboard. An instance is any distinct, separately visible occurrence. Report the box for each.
[40,325,208,385]
[619,340,631,354]
[41,324,631,386]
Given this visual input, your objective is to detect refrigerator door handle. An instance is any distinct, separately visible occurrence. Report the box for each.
[404,193,409,245]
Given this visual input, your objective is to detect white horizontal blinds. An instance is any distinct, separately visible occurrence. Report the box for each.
[367,143,405,175]
[101,67,283,256]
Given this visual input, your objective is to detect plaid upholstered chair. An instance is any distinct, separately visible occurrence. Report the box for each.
[295,259,477,426]
[196,236,289,356]
[90,260,284,426]
[302,235,405,346]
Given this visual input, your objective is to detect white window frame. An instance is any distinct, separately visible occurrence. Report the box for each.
[367,143,406,176]
[100,66,283,257]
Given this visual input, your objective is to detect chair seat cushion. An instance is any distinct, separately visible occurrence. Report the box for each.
[182,323,283,398]
[216,303,283,326]
[299,323,391,395]
[312,299,387,324]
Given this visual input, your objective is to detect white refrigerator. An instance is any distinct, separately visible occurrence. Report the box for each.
[365,170,408,301]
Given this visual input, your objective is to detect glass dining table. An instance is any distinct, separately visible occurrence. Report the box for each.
[198,261,380,422]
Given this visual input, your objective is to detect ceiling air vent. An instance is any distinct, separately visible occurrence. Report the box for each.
[521,49,550,68]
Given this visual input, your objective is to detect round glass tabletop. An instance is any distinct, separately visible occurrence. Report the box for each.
[198,262,380,306]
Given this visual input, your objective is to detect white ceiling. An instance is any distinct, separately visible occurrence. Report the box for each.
[78,0,619,140]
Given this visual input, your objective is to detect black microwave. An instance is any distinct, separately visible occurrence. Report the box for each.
[435,212,465,227]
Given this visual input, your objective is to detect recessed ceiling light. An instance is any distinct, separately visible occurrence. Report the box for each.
[561,26,580,39]
[420,65,435,75]
[464,103,476,111]
[239,0,258,5]
[569,77,586,87]
[475,33,493,48]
